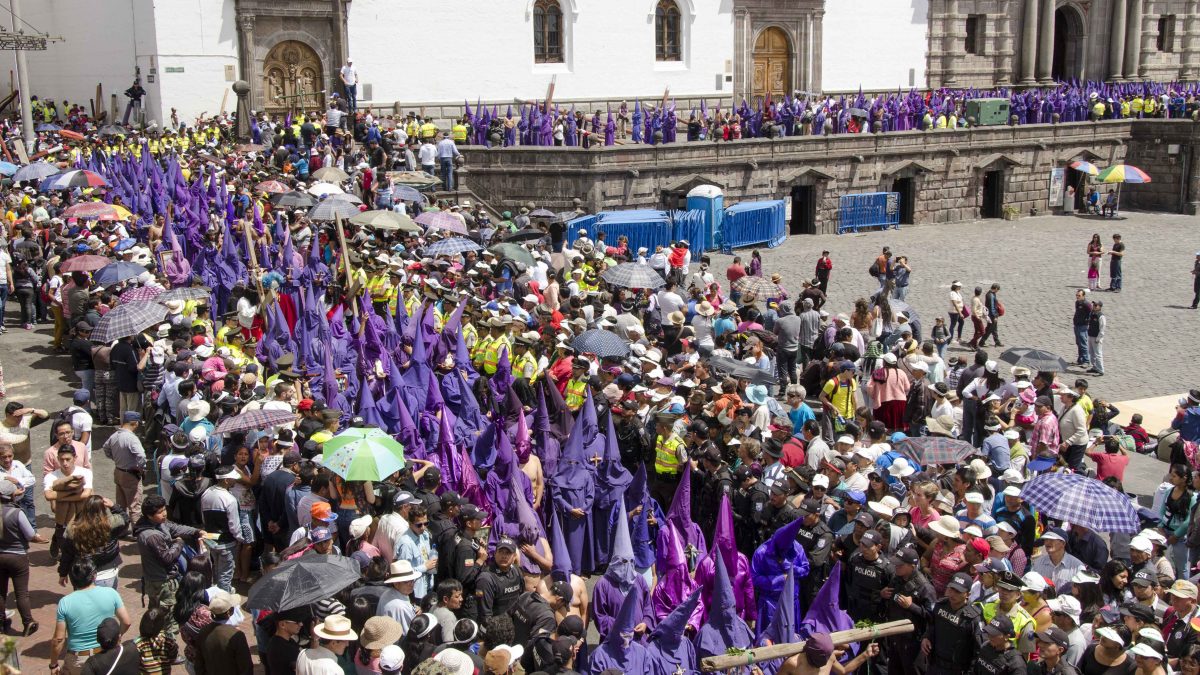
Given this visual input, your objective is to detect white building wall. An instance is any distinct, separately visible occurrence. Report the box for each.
[347,0,734,105]
[142,0,238,125]
[822,0,929,91]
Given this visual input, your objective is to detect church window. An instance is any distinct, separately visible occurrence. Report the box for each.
[656,0,682,61]
[534,0,564,63]
[1158,15,1176,52]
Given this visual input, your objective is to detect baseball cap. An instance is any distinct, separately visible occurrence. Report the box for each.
[1130,570,1156,587]
[859,530,882,548]
[1095,626,1125,646]
[811,474,830,489]
[1120,602,1155,623]
[1035,626,1069,649]
[393,491,422,507]
[379,645,405,671]
[1021,572,1048,593]
[1167,579,1199,599]
[1038,527,1068,543]
[550,580,574,603]
[311,501,338,522]
[460,505,485,521]
[72,389,91,404]
[983,614,1015,638]
[496,537,518,552]
[893,547,920,566]
[309,527,333,543]
[965,492,985,505]
[797,498,822,516]
[947,572,973,592]
[121,410,142,423]
[1048,596,1082,624]
[440,490,467,508]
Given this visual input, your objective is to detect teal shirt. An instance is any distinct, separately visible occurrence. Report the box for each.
[56,586,123,651]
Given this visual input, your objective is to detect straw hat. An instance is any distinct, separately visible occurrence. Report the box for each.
[359,616,404,650]
[929,514,962,539]
[695,301,716,317]
[383,560,421,584]
[313,614,358,641]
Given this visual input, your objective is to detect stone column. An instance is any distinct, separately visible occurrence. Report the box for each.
[1124,0,1143,80]
[942,0,960,87]
[734,9,751,101]
[797,14,809,93]
[1110,0,1128,80]
[1036,0,1055,83]
[812,11,824,92]
[233,81,251,142]
[1019,0,1038,84]
[1183,0,1200,80]
[236,13,257,112]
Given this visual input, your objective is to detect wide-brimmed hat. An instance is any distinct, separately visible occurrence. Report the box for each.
[929,514,962,539]
[384,559,421,584]
[185,399,211,422]
[696,301,716,317]
[888,457,915,478]
[925,414,956,437]
[968,458,992,481]
[744,385,768,405]
[359,615,404,650]
[313,614,358,641]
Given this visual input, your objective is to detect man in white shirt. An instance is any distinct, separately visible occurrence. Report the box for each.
[44,444,94,559]
[339,59,358,113]
[417,140,437,176]
[0,433,38,538]
[376,560,420,633]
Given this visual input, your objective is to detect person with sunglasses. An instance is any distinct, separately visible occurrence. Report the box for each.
[396,506,437,604]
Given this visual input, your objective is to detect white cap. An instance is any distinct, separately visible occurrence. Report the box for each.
[1129,643,1163,660]
[812,474,830,488]
[1129,536,1153,553]
[962,524,983,538]
[1002,486,1023,497]
[965,492,986,504]
[836,435,854,445]
[995,521,1018,536]
[215,467,242,480]
[1021,571,1047,593]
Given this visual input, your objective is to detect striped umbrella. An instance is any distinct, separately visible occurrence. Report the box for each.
[390,185,426,204]
[308,198,361,222]
[1068,160,1100,176]
[214,408,297,435]
[571,329,630,359]
[158,286,212,303]
[894,437,976,466]
[602,262,665,290]
[254,180,292,194]
[90,301,168,342]
[45,169,109,190]
[63,202,119,220]
[120,286,164,302]
[732,275,780,298]
[0,162,17,176]
[1096,164,1151,183]
[419,211,468,235]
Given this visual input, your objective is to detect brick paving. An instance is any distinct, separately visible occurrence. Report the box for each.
[3,209,1198,671]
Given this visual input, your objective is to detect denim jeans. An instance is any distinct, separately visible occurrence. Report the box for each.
[17,489,33,528]
[893,285,909,302]
[1110,260,1123,290]
[439,157,455,191]
[948,312,964,340]
[1073,324,1090,364]
[776,349,799,393]
[75,369,95,397]
[0,284,8,327]
[210,541,235,592]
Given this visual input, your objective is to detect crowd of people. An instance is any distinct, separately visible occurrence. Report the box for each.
[1,91,1200,675]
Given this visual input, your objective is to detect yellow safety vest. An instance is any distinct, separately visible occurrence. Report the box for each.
[452,124,468,142]
[483,338,510,376]
[516,352,539,383]
[654,434,684,475]
[462,322,478,350]
[367,274,389,302]
[979,602,1036,650]
[472,334,494,363]
[565,376,588,411]
[420,122,438,139]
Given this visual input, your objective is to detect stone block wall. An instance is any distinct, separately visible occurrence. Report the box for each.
[456,119,1192,235]
[359,95,734,129]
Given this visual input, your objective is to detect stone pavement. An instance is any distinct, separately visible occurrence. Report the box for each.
[0,210,1195,670]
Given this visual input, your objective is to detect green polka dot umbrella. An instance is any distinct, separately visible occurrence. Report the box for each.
[321,427,407,481]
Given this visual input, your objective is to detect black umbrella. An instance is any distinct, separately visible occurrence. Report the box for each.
[601,262,664,290]
[308,199,361,222]
[529,208,556,218]
[706,355,778,386]
[572,329,630,359]
[271,191,316,209]
[246,554,362,611]
[999,347,1070,373]
[847,107,869,118]
[499,227,548,243]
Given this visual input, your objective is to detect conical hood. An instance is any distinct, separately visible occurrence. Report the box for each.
[764,566,797,646]
[550,389,596,491]
[652,588,700,652]
[712,494,737,578]
[765,513,806,559]
[605,499,637,592]
[694,550,754,658]
[597,408,632,493]
[605,578,643,649]
[800,561,855,638]
[666,460,694,531]
[550,510,573,583]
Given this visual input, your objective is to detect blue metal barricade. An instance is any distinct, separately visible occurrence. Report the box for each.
[720,200,787,253]
[837,192,900,234]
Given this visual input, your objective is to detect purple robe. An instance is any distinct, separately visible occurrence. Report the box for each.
[549,390,600,575]
[694,552,754,661]
[588,584,650,675]
[646,589,701,675]
[651,523,698,622]
[751,516,811,641]
[693,495,756,626]
[665,461,707,568]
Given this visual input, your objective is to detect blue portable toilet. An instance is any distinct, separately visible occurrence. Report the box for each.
[686,184,723,252]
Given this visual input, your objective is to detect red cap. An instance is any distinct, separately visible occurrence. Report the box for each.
[191,335,207,346]
[970,538,992,557]
[298,398,314,411]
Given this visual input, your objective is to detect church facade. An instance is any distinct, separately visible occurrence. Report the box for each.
[16,0,1200,127]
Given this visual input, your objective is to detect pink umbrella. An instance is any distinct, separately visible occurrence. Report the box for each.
[120,286,164,302]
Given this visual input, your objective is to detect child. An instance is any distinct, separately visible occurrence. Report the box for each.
[931,316,949,359]
[1123,413,1152,454]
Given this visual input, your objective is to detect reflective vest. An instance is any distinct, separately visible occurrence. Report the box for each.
[654,434,684,475]
[483,338,510,375]
[452,123,468,142]
[420,122,438,139]
[472,334,494,363]
[515,351,539,382]
[462,322,478,350]
[565,376,588,411]
[367,274,389,302]
[979,601,1036,650]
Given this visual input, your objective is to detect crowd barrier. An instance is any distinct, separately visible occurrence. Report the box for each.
[720,200,787,253]
[837,192,901,234]
[565,209,710,259]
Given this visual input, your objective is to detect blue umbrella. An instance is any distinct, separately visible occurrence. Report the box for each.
[13,161,59,184]
[391,185,426,204]
[1020,472,1141,533]
[0,162,16,176]
[571,329,630,359]
[93,261,148,287]
[35,122,61,132]
[424,237,481,257]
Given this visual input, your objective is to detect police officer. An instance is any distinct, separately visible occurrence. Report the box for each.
[793,498,834,606]
[975,615,1027,675]
[511,579,573,672]
[432,491,465,579]
[474,536,524,623]
[922,572,982,675]
[980,571,1036,655]
[843,529,894,624]
[760,482,798,540]
[650,412,686,507]
[1027,627,1079,675]
[449,505,489,619]
[731,464,769,557]
[695,443,732,535]
[884,547,936,675]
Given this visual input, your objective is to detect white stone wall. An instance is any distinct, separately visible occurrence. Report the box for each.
[822,0,929,91]
[21,0,236,127]
[346,0,735,105]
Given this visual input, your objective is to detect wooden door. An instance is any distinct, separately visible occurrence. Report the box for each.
[753,27,791,106]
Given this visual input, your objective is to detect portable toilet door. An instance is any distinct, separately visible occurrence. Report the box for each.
[686,184,724,252]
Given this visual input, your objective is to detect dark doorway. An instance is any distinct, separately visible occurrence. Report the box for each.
[790,185,817,235]
[1065,166,1087,211]
[1052,7,1084,81]
[981,170,1005,218]
[660,189,688,211]
[891,177,916,224]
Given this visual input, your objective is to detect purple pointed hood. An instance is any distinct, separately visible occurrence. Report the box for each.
[799,561,854,639]
[666,462,707,564]
[694,552,754,659]
[651,523,698,620]
[596,410,632,494]
[649,588,701,664]
[533,384,560,476]
[550,511,573,583]
[458,446,493,524]
[604,499,638,592]
[512,407,532,465]
[588,582,649,674]
[764,566,798,647]
[549,389,598,491]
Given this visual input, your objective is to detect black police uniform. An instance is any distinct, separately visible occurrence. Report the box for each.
[759,502,798,545]
[510,591,558,672]
[794,518,834,605]
[842,551,894,623]
[973,644,1026,675]
[450,530,484,617]
[885,570,936,675]
[732,481,770,556]
[474,562,523,623]
[924,598,983,675]
[696,463,733,534]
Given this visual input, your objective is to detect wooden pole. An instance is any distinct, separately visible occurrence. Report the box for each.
[334,213,359,321]
[699,620,914,672]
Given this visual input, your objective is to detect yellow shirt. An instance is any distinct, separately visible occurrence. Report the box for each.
[822,377,858,420]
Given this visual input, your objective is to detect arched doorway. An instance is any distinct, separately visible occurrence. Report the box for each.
[1052,6,1085,81]
[753,27,791,107]
[262,40,325,117]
